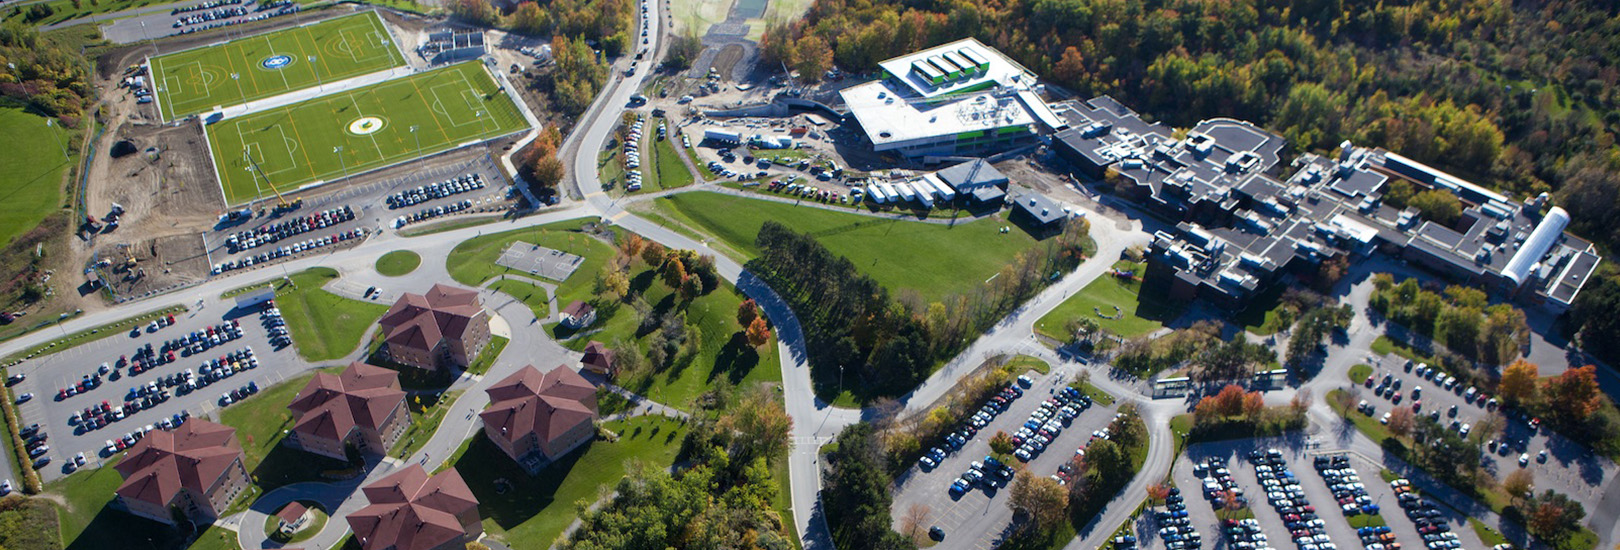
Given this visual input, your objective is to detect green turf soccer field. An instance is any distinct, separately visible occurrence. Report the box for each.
[205,61,528,205]
[150,11,406,121]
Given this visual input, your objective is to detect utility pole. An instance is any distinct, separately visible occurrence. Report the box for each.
[410,125,422,167]
[309,55,322,91]
[230,73,246,108]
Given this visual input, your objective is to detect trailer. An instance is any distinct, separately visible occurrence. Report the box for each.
[865,185,887,204]
[895,181,918,201]
[916,186,935,208]
[922,174,956,201]
[704,129,742,145]
[876,182,899,203]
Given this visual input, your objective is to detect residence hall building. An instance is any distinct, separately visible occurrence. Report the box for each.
[480,365,598,473]
[286,361,410,460]
[1050,95,1602,312]
[348,465,481,550]
[838,38,1067,161]
[113,420,249,525]
[377,284,491,372]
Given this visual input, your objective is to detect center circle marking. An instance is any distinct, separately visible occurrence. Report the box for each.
[261,55,294,70]
[348,117,386,135]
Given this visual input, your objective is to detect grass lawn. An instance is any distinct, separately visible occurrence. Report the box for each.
[0,107,75,249]
[555,259,782,410]
[684,141,718,180]
[1232,284,1290,336]
[45,458,240,550]
[443,416,685,549]
[1470,519,1507,547]
[1072,378,1117,406]
[1347,514,1387,528]
[0,496,60,550]
[0,305,186,364]
[219,366,355,490]
[1349,364,1373,384]
[1034,261,1179,340]
[769,458,801,550]
[444,219,605,304]
[389,390,461,459]
[465,336,508,376]
[265,504,328,544]
[206,62,527,205]
[488,279,552,320]
[1005,354,1050,375]
[1328,389,1395,443]
[374,250,422,276]
[398,215,503,237]
[599,146,627,192]
[269,268,390,362]
[651,121,694,190]
[653,191,1046,301]
[150,12,405,120]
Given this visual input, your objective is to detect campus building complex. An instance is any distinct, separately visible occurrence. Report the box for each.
[1051,96,1602,312]
[113,420,250,525]
[839,38,1065,160]
[286,361,410,460]
[348,465,482,550]
[377,284,491,372]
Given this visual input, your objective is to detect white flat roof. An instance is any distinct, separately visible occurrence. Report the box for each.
[876,37,1035,99]
[841,81,1036,149]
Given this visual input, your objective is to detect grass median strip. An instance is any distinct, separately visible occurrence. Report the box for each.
[1,305,187,366]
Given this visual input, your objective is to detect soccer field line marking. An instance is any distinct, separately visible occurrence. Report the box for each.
[264,35,293,91]
[403,68,454,144]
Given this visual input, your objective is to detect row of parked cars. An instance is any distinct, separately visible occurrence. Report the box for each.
[623,114,647,191]
[1251,448,1338,550]
[159,321,244,359]
[395,199,475,228]
[387,174,486,209]
[1313,455,1381,518]
[173,3,299,35]
[1390,478,1465,550]
[1154,487,1203,550]
[100,410,192,459]
[213,228,366,274]
[1013,385,1092,462]
[263,302,291,348]
[920,382,1023,470]
[174,6,247,27]
[948,455,1015,497]
[172,0,243,15]
[227,206,356,252]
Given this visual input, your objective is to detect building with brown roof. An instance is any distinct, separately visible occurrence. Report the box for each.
[348,465,481,550]
[286,362,410,460]
[275,501,310,533]
[377,284,491,372]
[480,365,598,473]
[113,420,249,525]
[580,341,615,376]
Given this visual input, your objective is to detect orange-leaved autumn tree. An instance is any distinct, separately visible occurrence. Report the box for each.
[1544,365,1602,421]
[746,317,772,348]
[1499,359,1539,406]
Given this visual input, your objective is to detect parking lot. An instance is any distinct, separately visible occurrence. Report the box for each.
[889,369,1120,549]
[1174,440,1491,550]
[201,157,512,277]
[7,299,316,481]
[1357,355,1615,507]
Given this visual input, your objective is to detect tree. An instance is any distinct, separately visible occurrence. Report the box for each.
[1499,359,1539,406]
[1524,490,1586,543]
[1386,407,1416,439]
[1502,469,1534,503]
[666,29,703,70]
[1408,190,1463,226]
[990,431,1014,455]
[641,241,666,266]
[791,34,834,82]
[1008,469,1068,530]
[678,276,703,303]
[509,1,551,35]
[1545,365,1602,421]
[448,0,496,26]
[530,153,566,193]
[661,257,687,288]
[721,384,793,463]
[899,503,932,544]
[1146,482,1171,504]
[746,317,772,348]
[738,299,759,327]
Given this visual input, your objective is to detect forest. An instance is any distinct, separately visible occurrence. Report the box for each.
[761,0,1620,361]
[0,21,94,123]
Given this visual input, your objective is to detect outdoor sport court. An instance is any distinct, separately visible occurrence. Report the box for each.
[205,61,528,205]
[150,11,406,121]
[496,242,584,282]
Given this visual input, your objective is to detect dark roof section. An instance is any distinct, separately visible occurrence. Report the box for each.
[114,420,241,508]
[1011,191,1064,225]
[378,284,483,355]
[480,365,597,450]
[349,465,479,550]
[936,159,1009,190]
[287,362,406,442]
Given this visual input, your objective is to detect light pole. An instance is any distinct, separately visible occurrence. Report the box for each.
[334,146,350,182]
[230,73,246,108]
[309,55,322,91]
[409,125,422,166]
[43,117,69,163]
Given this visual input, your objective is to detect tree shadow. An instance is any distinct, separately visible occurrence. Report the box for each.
[252,441,359,492]
[709,331,761,385]
[451,431,590,531]
[66,506,210,550]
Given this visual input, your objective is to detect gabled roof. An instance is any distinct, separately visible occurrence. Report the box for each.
[115,420,242,508]
[276,501,308,524]
[378,284,484,354]
[581,341,615,371]
[561,300,594,318]
[288,362,406,441]
[349,465,479,550]
[481,365,597,449]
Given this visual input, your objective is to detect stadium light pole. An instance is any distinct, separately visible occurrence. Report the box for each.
[230,73,246,108]
[42,117,69,164]
[409,125,422,167]
[334,146,350,183]
[309,55,322,91]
